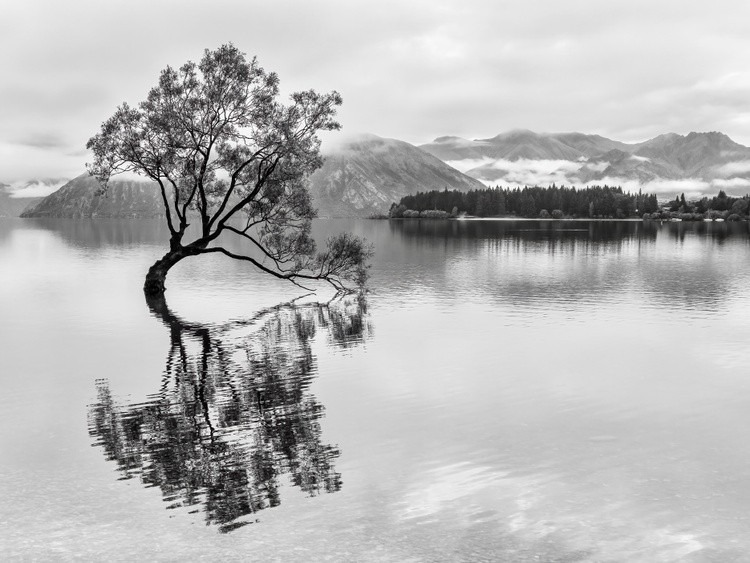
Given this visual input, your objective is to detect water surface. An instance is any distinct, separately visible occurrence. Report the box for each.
[1,218,750,561]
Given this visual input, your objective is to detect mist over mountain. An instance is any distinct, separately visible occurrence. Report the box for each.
[5,178,69,198]
[0,178,68,217]
[0,186,40,217]
[420,130,750,198]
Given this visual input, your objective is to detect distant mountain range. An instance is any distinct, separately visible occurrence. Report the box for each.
[21,134,484,219]
[11,130,750,219]
[419,130,750,196]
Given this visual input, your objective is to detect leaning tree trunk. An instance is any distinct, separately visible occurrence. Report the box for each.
[143,249,189,295]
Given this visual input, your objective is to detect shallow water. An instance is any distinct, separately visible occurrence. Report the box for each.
[1,218,750,561]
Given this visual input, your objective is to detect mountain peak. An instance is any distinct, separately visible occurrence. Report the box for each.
[484,129,538,142]
[685,131,735,144]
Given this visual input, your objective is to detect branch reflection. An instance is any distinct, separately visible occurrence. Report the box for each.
[88,293,369,533]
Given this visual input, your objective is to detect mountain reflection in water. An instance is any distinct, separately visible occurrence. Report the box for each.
[88,293,369,533]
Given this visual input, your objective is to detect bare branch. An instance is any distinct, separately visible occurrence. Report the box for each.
[154,177,177,236]
[198,246,315,291]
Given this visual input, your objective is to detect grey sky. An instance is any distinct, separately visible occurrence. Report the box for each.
[2,0,750,180]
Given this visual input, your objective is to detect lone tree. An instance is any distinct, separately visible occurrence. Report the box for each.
[87,44,370,295]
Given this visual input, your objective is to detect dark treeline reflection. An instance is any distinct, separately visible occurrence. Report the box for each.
[388,218,750,246]
[660,219,750,245]
[88,294,369,533]
[389,219,656,250]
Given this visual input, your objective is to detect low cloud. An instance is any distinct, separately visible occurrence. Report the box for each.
[448,154,748,198]
[715,160,750,177]
[319,131,408,157]
[446,157,495,173]
[490,159,582,174]
[458,158,586,187]
[6,178,68,198]
[629,155,651,162]
[582,161,610,173]
[319,130,375,154]
[440,137,491,147]
[107,170,156,183]
[592,177,711,200]
[641,179,711,196]
[712,177,750,191]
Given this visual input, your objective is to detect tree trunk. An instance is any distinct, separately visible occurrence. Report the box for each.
[143,249,189,295]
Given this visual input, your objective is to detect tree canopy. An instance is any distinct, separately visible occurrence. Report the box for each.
[87,44,370,294]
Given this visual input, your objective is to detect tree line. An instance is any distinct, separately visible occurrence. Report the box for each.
[651,190,750,221]
[389,185,660,219]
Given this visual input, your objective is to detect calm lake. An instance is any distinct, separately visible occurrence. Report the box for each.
[1,218,750,561]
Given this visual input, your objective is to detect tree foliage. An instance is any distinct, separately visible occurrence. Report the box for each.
[87,44,371,293]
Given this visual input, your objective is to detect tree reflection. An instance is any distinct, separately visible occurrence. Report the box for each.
[88,293,369,533]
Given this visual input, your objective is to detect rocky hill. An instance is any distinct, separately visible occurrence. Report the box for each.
[308,134,486,216]
[21,174,166,218]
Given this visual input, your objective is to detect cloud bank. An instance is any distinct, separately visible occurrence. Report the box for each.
[2,0,750,180]
[452,156,750,199]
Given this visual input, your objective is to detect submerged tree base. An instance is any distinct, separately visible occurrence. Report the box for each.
[143,248,190,295]
[143,277,167,295]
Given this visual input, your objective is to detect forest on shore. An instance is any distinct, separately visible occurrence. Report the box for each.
[649,191,750,221]
[386,185,750,221]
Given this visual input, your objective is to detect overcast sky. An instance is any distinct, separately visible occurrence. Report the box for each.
[2,0,750,181]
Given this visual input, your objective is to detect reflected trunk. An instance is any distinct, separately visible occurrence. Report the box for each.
[89,291,370,532]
